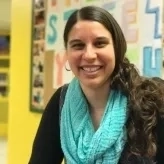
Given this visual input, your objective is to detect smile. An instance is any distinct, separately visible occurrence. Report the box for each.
[80,66,102,72]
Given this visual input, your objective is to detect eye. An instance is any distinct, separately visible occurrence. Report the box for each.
[94,41,108,48]
[71,43,85,50]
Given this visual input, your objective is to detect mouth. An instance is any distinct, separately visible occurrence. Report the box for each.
[80,66,103,73]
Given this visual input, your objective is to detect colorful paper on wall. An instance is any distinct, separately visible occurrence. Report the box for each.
[44,0,163,89]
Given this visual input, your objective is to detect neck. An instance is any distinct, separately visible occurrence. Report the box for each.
[81,82,110,111]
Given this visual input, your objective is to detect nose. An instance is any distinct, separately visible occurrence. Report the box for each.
[82,45,97,61]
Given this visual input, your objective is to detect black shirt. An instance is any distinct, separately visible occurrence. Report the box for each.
[28,87,164,164]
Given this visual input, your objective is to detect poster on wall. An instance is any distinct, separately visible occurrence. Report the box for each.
[139,0,163,77]
[45,0,163,87]
[30,0,163,113]
[53,49,74,89]
[45,0,82,89]
[45,0,141,89]
[30,0,46,113]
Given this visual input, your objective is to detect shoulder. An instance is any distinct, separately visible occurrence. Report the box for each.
[44,84,69,114]
[28,86,65,163]
[156,115,164,162]
[46,86,63,106]
[133,77,163,95]
[42,86,63,116]
[131,77,164,153]
[48,86,62,103]
[157,115,164,136]
[131,78,164,114]
[49,84,69,102]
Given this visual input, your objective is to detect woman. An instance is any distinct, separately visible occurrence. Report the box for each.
[29,6,164,164]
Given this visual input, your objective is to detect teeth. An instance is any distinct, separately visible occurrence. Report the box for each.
[82,66,101,72]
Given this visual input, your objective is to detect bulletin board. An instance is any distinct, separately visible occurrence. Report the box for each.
[30,0,55,113]
[45,0,163,82]
[30,0,164,113]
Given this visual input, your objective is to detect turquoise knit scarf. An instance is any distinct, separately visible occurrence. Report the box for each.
[60,78,128,164]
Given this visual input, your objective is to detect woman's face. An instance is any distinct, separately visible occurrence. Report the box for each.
[66,20,115,89]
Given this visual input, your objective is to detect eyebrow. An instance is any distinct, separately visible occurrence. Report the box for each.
[96,36,109,40]
[68,39,81,45]
[68,37,109,45]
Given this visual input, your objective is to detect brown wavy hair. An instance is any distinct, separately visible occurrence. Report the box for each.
[63,6,164,158]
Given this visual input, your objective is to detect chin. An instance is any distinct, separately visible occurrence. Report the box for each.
[80,79,106,89]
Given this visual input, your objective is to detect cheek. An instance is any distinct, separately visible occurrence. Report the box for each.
[67,53,81,68]
[101,51,115,74]
[108,48,115,63]
[110,54,115,65]
[105,56,115,72]
[101,48,115,65]
[109,54,115,69]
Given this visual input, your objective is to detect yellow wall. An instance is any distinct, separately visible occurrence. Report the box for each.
[8,0,42,163]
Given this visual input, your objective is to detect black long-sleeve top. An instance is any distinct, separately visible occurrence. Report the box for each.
[28,87,164,164]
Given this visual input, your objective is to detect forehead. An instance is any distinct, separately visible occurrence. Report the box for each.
[68,20,111,40]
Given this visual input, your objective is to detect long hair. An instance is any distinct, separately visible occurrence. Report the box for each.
[63,5,164,158]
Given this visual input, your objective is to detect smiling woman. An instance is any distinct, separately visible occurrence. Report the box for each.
[29,5,164,164]
[66,20,115,89]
